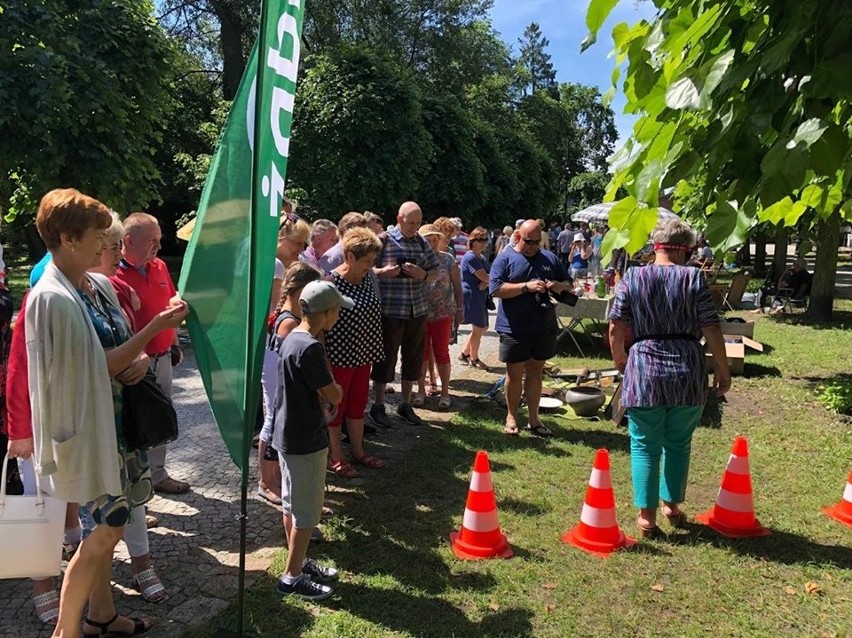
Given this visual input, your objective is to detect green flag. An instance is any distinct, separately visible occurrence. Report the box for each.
[178,0,306,469]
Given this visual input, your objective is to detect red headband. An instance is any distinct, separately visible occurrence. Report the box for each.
[654,243,690,252]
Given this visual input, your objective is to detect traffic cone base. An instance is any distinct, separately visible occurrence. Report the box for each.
[561,449,635,557]
[697,436,770,538]
[449,451,514,560]
[695,509,771,538]
[449,530,513,560]
[561,524,636,557]
[822,471,852,529]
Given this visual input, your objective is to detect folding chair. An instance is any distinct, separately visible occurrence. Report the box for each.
[721,271,751,311]
[770,283,810,313]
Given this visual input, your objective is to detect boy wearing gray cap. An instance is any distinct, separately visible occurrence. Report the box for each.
[273,281,353,600]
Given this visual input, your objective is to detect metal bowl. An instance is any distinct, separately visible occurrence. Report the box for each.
[563,386,606,417]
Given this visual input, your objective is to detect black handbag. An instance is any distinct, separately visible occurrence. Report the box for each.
[94,284,179,451]
[486,295,496,311]
[122,372,178,451]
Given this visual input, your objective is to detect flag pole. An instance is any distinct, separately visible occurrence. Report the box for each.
[214,1,273,636]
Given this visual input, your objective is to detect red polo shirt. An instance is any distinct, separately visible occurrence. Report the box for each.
[114,257,176,355]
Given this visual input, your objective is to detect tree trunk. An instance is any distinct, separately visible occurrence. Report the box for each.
[804,214,841,322]
[772,225,789,279]
[211,2,247,101]
[738,240,751,265]
[753,231,767,275]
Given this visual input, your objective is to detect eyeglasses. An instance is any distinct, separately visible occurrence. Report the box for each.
[280,211,301,225]
[521,237,541,245]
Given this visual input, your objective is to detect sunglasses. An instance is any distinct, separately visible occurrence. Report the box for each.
[521,237,541,245]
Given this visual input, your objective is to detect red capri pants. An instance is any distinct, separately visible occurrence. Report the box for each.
[422,316,452,366]
[328,363,372,428]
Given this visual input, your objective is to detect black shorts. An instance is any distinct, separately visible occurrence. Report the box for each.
[498,330,557,364]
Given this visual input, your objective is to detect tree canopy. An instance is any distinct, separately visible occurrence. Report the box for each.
[587,0,852,319]
[1,1,617,246]
[0,0,175,218]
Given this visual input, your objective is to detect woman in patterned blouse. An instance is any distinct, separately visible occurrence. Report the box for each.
[608,220,731,538]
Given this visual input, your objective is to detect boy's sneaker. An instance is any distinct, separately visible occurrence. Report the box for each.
[277,575,333,601]
[397,403,424,426]
[302,558,339,583]
[368,404,394,428]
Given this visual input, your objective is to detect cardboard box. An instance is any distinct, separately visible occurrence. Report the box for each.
[706,334,764,375]
[719,320,755,339]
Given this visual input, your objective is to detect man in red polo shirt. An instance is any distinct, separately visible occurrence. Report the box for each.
[115,212,189,495]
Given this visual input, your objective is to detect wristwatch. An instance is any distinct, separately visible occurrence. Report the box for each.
[522,283,529,294]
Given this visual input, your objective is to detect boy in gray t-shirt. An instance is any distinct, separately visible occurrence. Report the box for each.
[273,281,352,600]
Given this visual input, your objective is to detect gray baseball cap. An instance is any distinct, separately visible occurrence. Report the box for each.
[299,280,354,313]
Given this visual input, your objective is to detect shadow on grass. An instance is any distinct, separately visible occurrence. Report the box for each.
[451,378,502,396]
[500,497,550,517]
[332,583,535,638]
[699,395,725,429]
[742,362,782,378]
[681,523,852,567]
[558,427,631,453]
[773,309,852,328]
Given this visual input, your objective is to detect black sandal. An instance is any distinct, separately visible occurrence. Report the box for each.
[84,613,152,637]
[526,424,552,437]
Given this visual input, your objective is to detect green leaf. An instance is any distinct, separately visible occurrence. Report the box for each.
[760,141,808,191]
[789,118,827,148]
[600,227,630,266]
[585,0,620,44]
[698,50,734,108]
[665,76,700,109]
[608,196,639,228]
[705,199,755,252]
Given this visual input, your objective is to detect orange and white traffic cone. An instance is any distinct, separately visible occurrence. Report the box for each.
[822,469,852,529]
[562,448,636,556]
[449,450,513,560]
[696,436,770,538]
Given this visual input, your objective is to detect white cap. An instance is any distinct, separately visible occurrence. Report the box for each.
[574,233,585,242]
[299,281,354,313]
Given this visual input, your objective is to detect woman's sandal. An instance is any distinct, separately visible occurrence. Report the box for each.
[637,524,668,540]
[83,613,152,636]
[663,507,688,528]
[457,353,471,366]
[503,423,520,436]
[352,454,385,469]
[526,424,552,437]
[470,359,490,372]
[329,458,359,478]
[133,567,166,603]
[32,590,59,625]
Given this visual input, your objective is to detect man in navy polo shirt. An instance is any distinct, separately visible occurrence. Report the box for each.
[489,219,574,437]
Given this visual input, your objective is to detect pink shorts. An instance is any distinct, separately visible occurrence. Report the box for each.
[422,317,452,365]
[328,363,372,428]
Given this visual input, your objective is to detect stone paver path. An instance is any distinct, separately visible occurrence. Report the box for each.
[0,320,503,637]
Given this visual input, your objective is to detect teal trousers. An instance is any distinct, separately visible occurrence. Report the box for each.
[627,405,703,509]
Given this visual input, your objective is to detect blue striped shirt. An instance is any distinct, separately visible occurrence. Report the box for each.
[609,265,718,407]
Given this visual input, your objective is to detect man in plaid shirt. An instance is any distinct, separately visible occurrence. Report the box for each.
[369,201,440,426]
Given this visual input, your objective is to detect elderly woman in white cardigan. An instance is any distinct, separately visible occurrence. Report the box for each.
[26,189,187,638]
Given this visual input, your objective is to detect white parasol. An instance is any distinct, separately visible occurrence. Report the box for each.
[571,202,680,225]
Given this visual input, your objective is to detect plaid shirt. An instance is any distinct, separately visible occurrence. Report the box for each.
[375,227,440,319]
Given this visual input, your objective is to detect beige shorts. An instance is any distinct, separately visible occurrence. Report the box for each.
[278,448,328,528]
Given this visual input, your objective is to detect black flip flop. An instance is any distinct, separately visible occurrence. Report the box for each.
[526,424,552,437]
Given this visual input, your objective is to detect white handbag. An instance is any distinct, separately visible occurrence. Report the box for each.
[0,454,66,579]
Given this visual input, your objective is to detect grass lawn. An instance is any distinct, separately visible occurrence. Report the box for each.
[197,302,852,638]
